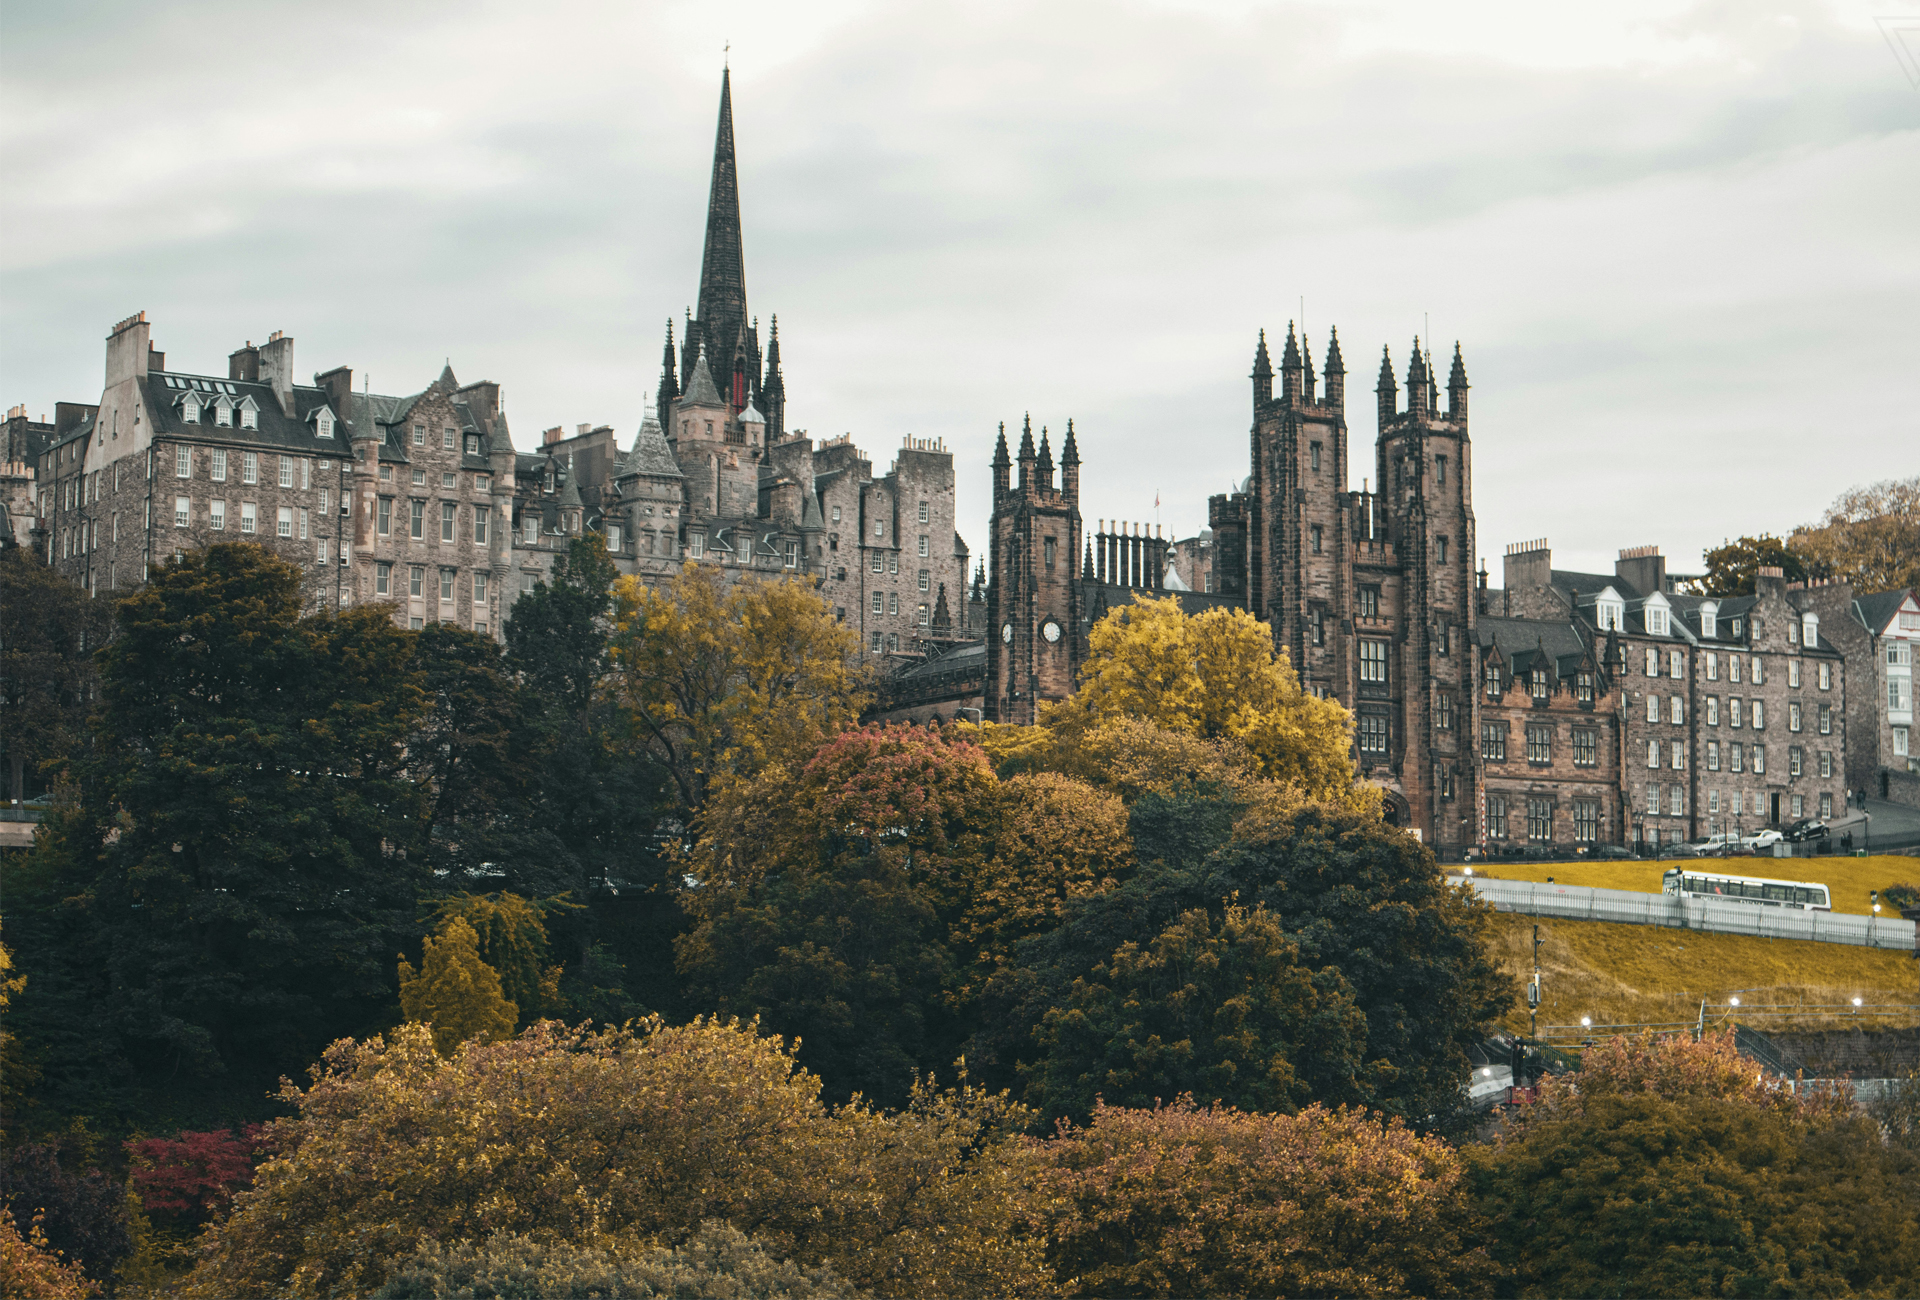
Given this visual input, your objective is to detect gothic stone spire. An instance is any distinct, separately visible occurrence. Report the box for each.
[695,69,749,408]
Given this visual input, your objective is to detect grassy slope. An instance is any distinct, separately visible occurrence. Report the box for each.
[1469,853,1920,916]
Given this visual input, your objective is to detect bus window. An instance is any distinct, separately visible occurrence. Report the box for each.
[1764,884,1788,901]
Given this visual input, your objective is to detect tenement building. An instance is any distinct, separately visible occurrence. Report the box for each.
[1791,581,1919,805]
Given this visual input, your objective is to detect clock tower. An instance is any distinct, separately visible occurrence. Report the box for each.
[985,415,1082,724]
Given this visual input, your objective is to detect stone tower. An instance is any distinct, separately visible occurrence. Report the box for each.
[985,416,1083,723]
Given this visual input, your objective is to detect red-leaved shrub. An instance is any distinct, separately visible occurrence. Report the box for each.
[127,1128,261,1218]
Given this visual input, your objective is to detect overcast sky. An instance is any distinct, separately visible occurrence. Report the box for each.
[4,0,1916,576]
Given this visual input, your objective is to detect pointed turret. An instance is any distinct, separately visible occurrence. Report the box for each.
[680,342,725,413]
[932,583,952,632]
[1036,426,1055,491]
[657,319,679,433]
[992,421,1011,499]
[1251,329,1273,409]
[1447,341,1469,421]
[1281,321,1303,402]
[1376,344,1398,425]
[1324,327,1346,408]
[1017,413,1036,493]
[1060,416,1081,501]
[761,314,785,440]
[438,361,459,390]
[1406,337,1429,418]
[1084,539,1095,579]
[620,410,684,482]
[1302,331,1316,403]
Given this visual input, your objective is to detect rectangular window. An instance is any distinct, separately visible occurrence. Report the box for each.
[1359,586,1379,618]
[1669,785,1684,816]
[870,631,882,653]
[1731,743,1744,774]
[1789,746,1802,776]
[1707,740,1719,771]
[301,458,311,490]
[1360,640,1388,683]
[277,506,293,537]
[376,563,391,596]
[1818,662,1831,690]
[1645,648,1659,677]
[1573,800,1599,844]
[888,592,899,616]
[1752,745,1765,776]
[1436,693,1454,731]
[918,569,931,592]
[1527,724,1552,764]
[1751,656,1764,686]
[1647,695,1660,723]
[1730,655,1741,684]
[1729,696,1742,728]
[1310,608,1325,647]
[378,498,392,535]
[243,452,258,485]
[1669,696,1684,725]
[175,445,191,478]
[1576,671,1594,704]
[411,500,425,539]
[212,448,228,481]
[1573,729,1597,767]
[1789,701,1802,732]
[1820,792,1833,819]
[1671,740,1685,770]
[1789,659,1801,688]
[1436,454,1447,484]
[872,591,884,616]
[413,469,427,486]
[1896,726,1910,757]
[1706,652,1717,681]
[1358,714,1389,756]
[410,565,424,597]
[871,551,884,573]
[1819,750,1832,778]
[1707,695,1719,726]
[240,502,256,534]
[1647,740,1661,769]
[442,428,456,450]
[1482,722,1506,762]
[172,495,189,527]
[439,568,455,601]
[785,540,800,569]
[441,471,456,490]
[1485,661,1501,699]
[320,486,331,517]
[1527,799,1553,842]
[210,499,225,531]
[1310,524,1323,555]
[473,571,488,602]
[278,458,294,489]
[474,505,490,545]
[1437,536,1449,564]
[1044,537,1056,570]
[410,617,424,630]
[413,424,426,446]
[1751,700,1764,730]
[1487,794,1509,840]
[441,501,456,542]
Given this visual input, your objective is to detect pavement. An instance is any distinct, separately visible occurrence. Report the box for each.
[1830,797,1920,849]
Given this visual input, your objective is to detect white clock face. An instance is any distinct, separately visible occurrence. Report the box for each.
[1042,620,1062,643]
[1001,622,1014,643]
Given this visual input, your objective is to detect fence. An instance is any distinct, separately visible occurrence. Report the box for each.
[1466,877,1919,952]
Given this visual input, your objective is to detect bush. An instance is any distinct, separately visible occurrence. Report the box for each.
[1882,881,1919,910]
[371,1220,858,1299]
[126,1128,260,1223]
[0,1145,130,1284]
[0,1207,97,1299]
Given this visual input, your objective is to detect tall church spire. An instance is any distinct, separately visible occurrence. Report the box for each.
[695,68,749,408]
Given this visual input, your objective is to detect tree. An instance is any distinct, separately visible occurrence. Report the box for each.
[126,1129,259,1228]
[371,1221,859,1299]
[1000,803,1508,1124]
[423,892,570,1027]
[399,916,520,1055]
[0,548,108,805]
[1047,597,1367,809]
[0,1145,130,1286]
[66,543,430,1090]
[1790,474,1920,593]
[0,1208,97,1300]
[1025,905,1370,1123]
[1690,533,1808,597]
[610,562,868,815]
[1467,1031,1920,1298]
[1040,1098,1491,1299]
[186,1019,1051,1300]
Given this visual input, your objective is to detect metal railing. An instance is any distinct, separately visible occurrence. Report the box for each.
[1466,877,1919,951]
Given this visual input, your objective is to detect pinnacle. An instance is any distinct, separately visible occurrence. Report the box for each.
[1019,413,1035,459]
[1253,328,1272,375]
[1325,326,1345,374]
[1281,321,1302,368]
[1061,416,1080,465]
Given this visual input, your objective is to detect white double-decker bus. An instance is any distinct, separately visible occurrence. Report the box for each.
[1661,868,1832,911]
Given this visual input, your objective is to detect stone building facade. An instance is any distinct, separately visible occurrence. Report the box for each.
[1792,581,1919,803]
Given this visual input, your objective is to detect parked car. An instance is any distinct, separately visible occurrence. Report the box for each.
[1681,833,1739,857]
[1783,818,1829,843]
[1740,828,1785,851]
[1574,843,1635,860]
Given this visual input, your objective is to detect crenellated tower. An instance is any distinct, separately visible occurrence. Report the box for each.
[986,413,1083,723]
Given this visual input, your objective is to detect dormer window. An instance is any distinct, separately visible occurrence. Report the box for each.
[1802,612,1818,647]
[1644,593,1670,637]
[316,409,335,439]
[1732,618,1743,637]
[1595,586,1625,632]
[1531,668,1548,700]
[181,394,201,424]
[238,397,259,430]
[214,396,234,428]
[1700,601,1717,638]
[466,434,479,456]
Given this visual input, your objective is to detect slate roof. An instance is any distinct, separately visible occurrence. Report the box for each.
[894,639,986,682]
[141,373,346,459]
[681,346,724,407]
[1477,615,1596,678]
[1854,588,1915,635]
[619,413,684,479]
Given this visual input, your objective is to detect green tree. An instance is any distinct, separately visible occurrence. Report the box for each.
[398,916,519,1055]
[1025,905,1371,1123]
[185,1019,1051,1300]
[0,548,108,805]
[423,892,571,1027]
[74,543,429,1084]
[1042,1098,1491,1299]
[1691,533,1808,597]
[1790,474,1920,593]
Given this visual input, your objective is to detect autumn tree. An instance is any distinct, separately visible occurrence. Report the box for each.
[1041,1098,1491,1299]
[1047,597,1366,808]
[1690,533,1808,597]
[610,562,869,815]
[399,916,519,1055]
[186,1019,1052,1300]
[0,548,109,805]
[1790,474,1920,592]
[0,1208,97,1300]
[1024,905,1372,1123]
[1468,1032,1920,1297]
[423,892,570,1026]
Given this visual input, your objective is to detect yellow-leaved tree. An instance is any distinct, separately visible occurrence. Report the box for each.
[422,892,573,1028]
[1050,596,1371,811]
[397,916,518,1056]
[609,563,869,814]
